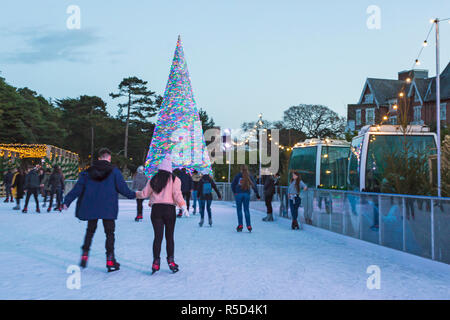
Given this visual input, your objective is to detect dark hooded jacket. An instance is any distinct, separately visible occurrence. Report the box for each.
[63,160,136,221]
[196,175,221,201]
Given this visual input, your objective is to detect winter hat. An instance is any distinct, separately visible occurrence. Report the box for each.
[137,166,144,173]
[157,154,173,173]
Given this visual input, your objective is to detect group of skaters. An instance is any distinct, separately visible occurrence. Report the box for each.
[1,165,65,213]
[2,147,309,275]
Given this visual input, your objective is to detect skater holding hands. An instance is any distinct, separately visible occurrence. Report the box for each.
[63,148,138,272]
[136,154,187,274]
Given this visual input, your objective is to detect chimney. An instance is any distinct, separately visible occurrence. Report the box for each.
[398,69,428,81]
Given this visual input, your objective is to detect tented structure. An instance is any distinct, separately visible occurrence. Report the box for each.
[144,36,212,177]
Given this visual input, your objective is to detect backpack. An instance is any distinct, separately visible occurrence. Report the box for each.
[202,182,212,195]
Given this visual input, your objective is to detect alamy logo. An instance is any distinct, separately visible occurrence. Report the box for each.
[366,265,381,290]
[66,5,81,30]
[66,265,81,290]
[366,5,381,30]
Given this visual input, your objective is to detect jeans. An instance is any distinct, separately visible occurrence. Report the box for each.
[192,190,198,212]
[289,197,301,220]
[235,192,251,227]
[5,184,12,199]
[199,199,212,219]
[151,203,176,259]
[82,219,115,256]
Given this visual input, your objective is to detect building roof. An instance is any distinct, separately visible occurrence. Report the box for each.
[424,62,450,102]
[365,78,410,106]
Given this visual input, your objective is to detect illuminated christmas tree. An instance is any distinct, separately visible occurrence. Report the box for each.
[144,36,212,177]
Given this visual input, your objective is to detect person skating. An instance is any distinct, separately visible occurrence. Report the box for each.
[177,168,193,217]
[288,171,307,230]
[231,165,260,232]
[40,169,51,208]
[22,166,41,213]
[2,169,13,203]
[191,170,202,215]
[197,172,222,227]
[132,166,148,221]
[136,154,187,274]
[63,148,138,272]
[11,168,25,210]
[262,173,280,222]
[47,166,64,212]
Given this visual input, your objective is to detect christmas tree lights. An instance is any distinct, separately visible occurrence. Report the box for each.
[144,36,212,177]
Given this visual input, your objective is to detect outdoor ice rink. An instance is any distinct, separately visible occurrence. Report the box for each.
[0,199,449,300]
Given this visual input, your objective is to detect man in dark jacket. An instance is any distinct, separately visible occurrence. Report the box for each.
[262,173,280,221]
[177,168,193,217]
[63,148,137,272]
[2,169,13,203]
[23,166,41,213]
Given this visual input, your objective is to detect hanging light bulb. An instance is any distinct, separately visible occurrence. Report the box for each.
[399,92,404,97]
[393,104,398,110]
[423,40,428,47]
[383,115,388,121]
[415,59,421,65]
[406,78,411,83]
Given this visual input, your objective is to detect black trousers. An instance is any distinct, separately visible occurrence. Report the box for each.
[182,191,191,209]
[136,199,144,217]
[151,204,176,259]
[24,188,39,208]
[265,193,274,214]
[81,219,115,256]
[48,187,62,209]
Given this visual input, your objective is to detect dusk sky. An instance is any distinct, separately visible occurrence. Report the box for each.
[1,0,449,129]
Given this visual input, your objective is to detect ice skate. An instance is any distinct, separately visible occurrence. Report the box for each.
[247,226,252,232]
[151,258,160,274]
[80,252,89,268]
[199,218,204,227]
[208,217,212,226]
[236,225,243,232]
[22,208,27,213]
[135,215,143,222]
[106,255,120,272]
[167,257,179,273]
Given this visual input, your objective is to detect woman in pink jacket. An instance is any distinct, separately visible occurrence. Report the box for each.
[137,155,186,274]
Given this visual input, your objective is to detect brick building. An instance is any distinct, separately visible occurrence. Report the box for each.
[347,62,449,131]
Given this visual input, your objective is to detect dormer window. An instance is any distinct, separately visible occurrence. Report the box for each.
[364,94,374,104]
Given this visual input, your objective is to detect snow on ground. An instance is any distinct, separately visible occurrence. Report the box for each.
[0,199,449,300]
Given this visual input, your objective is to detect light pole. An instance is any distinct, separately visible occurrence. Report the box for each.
[433,18,442,197]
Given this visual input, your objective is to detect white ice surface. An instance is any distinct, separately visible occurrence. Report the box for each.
[0,199,449,300]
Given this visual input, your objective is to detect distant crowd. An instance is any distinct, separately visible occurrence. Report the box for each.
[1,165,65,213]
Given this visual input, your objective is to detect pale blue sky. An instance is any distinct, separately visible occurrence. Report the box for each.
[0,0,449,129]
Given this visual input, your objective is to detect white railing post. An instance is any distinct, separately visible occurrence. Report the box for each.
[431,199,435,260]
[378,195,382,245]
[402,197,406,252]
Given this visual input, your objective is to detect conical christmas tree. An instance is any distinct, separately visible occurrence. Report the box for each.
[144,36,212,177]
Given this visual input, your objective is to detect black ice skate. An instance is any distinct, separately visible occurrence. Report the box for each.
[135,215,143,222]
[236,225,243,232]
[22,208,27,213]
[167,257,179,273]
[208,218,212,227]
[199,218,204,227]
[152,258,160,274]
[292,220,300,230]
[106,255,120,272]
[247,226,252,233]
[80,252,89,268]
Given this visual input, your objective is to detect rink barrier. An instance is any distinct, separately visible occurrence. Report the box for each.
[64,180,450,265]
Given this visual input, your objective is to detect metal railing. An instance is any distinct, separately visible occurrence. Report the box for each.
[64,180,450,264]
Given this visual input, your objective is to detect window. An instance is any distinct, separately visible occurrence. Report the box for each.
[364,94,374,104]
[366,108,375,125]
[413,106,422,123]
[441,103,447,121]
[356,109,362,125]
[390,116,397,124]
[289,147,317,187]
[320,146,349,189]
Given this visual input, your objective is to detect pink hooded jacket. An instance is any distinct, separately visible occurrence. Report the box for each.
[139,176,186,208]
